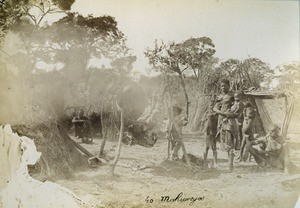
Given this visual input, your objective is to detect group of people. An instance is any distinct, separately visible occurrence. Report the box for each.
[70,79,286,170]
[166,78,285,171]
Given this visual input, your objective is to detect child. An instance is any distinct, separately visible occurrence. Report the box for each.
[231,91,244,123]
[168,106,187,160]
[239,104,256,162]
[203,100,218,166]
[231,90,245,149]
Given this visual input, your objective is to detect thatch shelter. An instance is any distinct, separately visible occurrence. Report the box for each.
[243,90,294,140]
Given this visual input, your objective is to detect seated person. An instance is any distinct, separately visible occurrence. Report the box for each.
[246,125,283,168]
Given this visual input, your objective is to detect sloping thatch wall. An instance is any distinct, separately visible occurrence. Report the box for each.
[246,91,288,136]
[254,98,273,134]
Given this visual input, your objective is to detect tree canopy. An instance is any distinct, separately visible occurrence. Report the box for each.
[0,1,135,125]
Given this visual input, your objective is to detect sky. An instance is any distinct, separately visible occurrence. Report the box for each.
[70,0,298,74]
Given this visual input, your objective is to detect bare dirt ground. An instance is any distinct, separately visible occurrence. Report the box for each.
[54,133,300,208]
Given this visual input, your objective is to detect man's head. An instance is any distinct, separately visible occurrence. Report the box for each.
[243,106,256,119]
[270,125,280,139]
[173,106,182,116]
[234,90,244,102]
[220,78,230,94]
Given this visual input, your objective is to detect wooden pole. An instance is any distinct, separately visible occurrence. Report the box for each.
[109,109,124,175]
[281,97,295,140]
[68,137,94,157]
[167,138,170,160]
[280,95,295,174]
[58,125,94,157]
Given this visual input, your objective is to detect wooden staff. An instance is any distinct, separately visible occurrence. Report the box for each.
[280,95,295,174]
[109,108,124,175]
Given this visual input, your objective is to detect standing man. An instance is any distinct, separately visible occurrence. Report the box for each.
[213,78,237,170]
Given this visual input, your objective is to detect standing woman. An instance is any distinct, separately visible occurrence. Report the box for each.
[213,78,237,170]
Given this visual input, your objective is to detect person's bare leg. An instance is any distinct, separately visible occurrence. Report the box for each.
[239,137,246,162]
[204,135,210,166]
[212,148,218,167]
[229,149,234,170]
[203,145,209,167]
[172,142,181,160]
[166,139,170,160]
[249,146,266,166]
[228,132,235,170]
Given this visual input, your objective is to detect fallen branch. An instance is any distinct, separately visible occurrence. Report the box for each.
[58,125,94,157]
[58,125,105,167]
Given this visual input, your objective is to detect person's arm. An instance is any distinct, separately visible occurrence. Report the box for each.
[224,111,239,118]
[216,109,238,118]
[72,117,87,123]
[213,102,222,114]
[266,139,282,155]
[247,137,271,154]
[213,102,238,118]
[249,139,263,146]
[166,119,173,133]
[245,137,265,149]
[233,102,244,113]
[73,120,85,123]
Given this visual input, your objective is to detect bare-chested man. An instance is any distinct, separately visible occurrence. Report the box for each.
[213,78,237,170]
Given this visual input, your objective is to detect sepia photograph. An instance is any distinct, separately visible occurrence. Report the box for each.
[0,0,299,207]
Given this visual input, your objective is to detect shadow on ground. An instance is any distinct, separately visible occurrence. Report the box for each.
[149,160,221,180]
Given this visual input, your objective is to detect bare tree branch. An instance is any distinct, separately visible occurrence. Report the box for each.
[0,48,10,57]
[33,4,44,13]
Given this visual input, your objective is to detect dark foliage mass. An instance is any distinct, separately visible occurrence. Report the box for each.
[53,0,75,10]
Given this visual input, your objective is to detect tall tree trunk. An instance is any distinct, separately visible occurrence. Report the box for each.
[99,99,106,157]
[109,109,124,175]
[178,72,190,121]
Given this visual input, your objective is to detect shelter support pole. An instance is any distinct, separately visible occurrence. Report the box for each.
[280,96,295,174]
[109,109,124,175]
[281,97,295,140]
